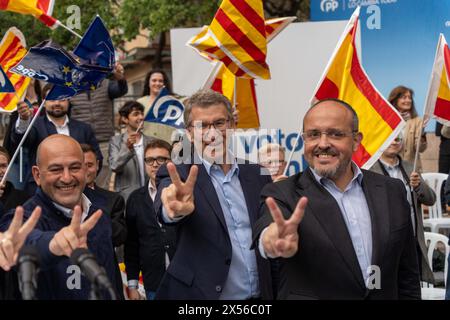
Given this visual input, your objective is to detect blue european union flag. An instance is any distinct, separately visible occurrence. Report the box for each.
[144,87,185,129]
[0,65,15,93]
[10,16,114,100]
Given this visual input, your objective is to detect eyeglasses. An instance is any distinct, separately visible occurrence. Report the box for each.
[301,129,356,144]
[188,119,230,131]
[144,156,170,166]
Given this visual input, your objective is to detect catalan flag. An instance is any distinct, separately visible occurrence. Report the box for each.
[424,34,450,126]
[190,0,270,80]
[0,0,58,28]
[0,27,30,113]
[311,7,404,169]
[200,16,295,128]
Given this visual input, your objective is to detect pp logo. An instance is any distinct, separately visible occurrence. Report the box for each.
[320,0,339,13]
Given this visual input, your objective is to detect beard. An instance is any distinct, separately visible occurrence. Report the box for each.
[46,108,67,118]
[309,146,351,180]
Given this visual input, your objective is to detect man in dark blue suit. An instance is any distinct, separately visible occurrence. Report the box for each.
[0,135,117,300]
[154,90,274,300]
[10,84,102,195]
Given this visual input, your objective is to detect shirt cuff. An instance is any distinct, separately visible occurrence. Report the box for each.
[15,117,31,134]
[258,227,276,259]
[127,280,139,289]
[161,205,186,223]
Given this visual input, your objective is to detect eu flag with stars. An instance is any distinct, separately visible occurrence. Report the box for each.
[0,65,14,93]
[144,87,185,129]
[10,16,114,100]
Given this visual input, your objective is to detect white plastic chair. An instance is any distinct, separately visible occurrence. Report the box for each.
[421,232,449,300]
[422,173,450,233]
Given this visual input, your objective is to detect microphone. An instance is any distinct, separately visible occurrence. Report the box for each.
[70,248,117,300]
[18,246,40,300]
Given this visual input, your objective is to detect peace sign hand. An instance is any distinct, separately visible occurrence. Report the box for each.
[0,206,41,271]
[49,206,102,257]
[161,162,198,220]
[261,196,307,258]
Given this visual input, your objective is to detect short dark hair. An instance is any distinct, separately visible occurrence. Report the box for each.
[142,69,173,96]
[119,101,144,118]
[80,144,96,158]
[0,146,10,161]
[306,98,359,132]
[145,139,172,155]
[183,89,233,127]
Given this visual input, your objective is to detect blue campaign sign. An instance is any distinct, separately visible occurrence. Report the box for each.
[310,0,450,130]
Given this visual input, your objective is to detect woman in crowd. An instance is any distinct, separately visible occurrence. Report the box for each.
[137,69,173,116]
[388,85,427,171]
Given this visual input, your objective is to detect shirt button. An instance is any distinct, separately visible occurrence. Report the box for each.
[161,228,166,233]
[164,245,170,250]
[216,285,222,293]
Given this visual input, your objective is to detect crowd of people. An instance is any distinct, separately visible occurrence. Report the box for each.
[0,67,449,300]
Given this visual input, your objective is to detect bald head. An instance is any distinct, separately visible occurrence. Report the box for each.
[304,99,359,132]
[36,135,84,167]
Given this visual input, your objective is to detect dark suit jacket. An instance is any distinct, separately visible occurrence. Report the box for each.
[89,186,127,300]
[370,158,436,284]
[0,188,117,300]
[253,169,421,300]
[90,185,127,247]
[124,185,177,292]
[154,162,273,300]
[10,114,103,183]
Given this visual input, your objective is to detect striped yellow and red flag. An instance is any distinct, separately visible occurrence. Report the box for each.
[204,61,260,128]
[0,27,31,112]
[311,7,404,169]
[0,0,58,28]
[424,34,450,126]
[199,16,295,128]
[190,0,270,80]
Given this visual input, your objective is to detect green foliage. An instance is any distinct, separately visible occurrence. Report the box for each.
[118,0,219,41]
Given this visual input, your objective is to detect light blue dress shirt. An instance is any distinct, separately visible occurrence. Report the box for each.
[204,158,260,299]
[310,163,373,286]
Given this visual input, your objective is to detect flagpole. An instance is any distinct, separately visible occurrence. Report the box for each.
[0,99,46,186]
[56,20,82,39]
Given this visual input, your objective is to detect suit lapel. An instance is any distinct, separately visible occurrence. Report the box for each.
[298,170,366,289]
[195,164,228,232]
[360,172,390,268]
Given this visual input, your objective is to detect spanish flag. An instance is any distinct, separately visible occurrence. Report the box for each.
[311,7,404,169]
[199,16,295,128]
[0,0,58,28]
[424,34,450,126]
[0,27,31,113]
[190,0,270,80]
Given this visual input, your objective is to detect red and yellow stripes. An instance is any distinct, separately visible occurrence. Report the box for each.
[0,0,57,28]
[190,0,270,80]
[424,34,450,126]
[206,62,260,128]
[313,8,404,169]
[0,27,31,112]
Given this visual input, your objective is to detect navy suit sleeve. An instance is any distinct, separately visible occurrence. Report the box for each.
[124,192,140,281]
[110,194,127,247]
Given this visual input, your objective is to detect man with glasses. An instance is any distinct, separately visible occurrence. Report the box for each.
[124,139,176,300]
[153,89,274,300]
[370,134,435,286]
[253,99,421,299]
